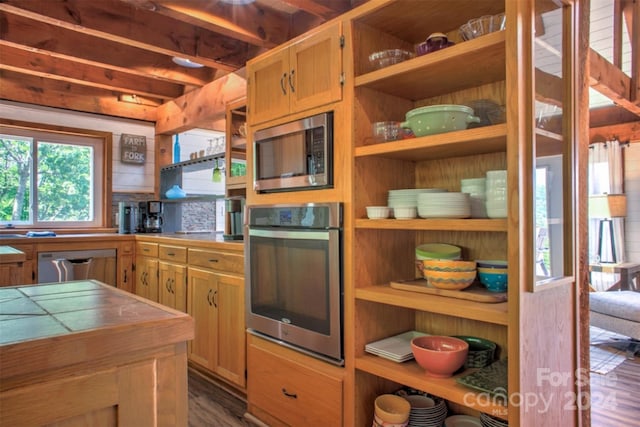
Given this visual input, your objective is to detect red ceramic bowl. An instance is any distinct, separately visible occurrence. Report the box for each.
[411,336,469,378]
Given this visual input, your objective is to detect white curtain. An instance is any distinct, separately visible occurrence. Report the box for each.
[588,140,625,267]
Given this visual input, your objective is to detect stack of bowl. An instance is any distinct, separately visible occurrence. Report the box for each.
[388,188,445,212]
[460,177,487,218]
[485,170,507,218]
[373,394,411,427]
[419,259,477,290]
[476,260,508,292]
[415,243,462,261]
[452,336,497,368]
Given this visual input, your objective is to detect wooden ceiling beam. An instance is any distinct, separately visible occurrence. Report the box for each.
[122,0,292,48]
[589,47,640,115]
[0,43,183,100]
[0,13,215,87]
[277,0,350,20]
[0,70,156,122]
[590,120,640,143]
[0,0,248,71]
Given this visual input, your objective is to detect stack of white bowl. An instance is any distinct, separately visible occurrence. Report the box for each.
[388,188,445,214]
[485,170,507,218]
[417,192,471,218]
[460,177,487,218]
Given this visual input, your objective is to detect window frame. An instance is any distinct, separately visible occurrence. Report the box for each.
[0,119,112,230]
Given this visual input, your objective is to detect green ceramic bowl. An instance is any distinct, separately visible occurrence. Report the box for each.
[401,105,480,137]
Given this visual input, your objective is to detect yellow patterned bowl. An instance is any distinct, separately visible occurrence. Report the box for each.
[422,269,476,290]
[421,259,476,272]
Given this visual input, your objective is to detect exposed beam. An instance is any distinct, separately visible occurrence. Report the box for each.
[120,0,292,48]
[156,72,246,134]
[0,12,215,87]
[589,120,640,142]
[0,43,182,100]
[589,47,640,115]
[589,105,640,128]
[278,0,349,20]
[0,0,248,70]
[0,70,156,121]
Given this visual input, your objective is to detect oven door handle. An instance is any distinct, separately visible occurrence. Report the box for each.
[248,228,331,241]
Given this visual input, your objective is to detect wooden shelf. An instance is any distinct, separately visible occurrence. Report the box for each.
[355,354,508,420]
[355,218,507,232]
[226,175,247,189]
[355,31,506,101]
[355,124,506,160]
[355,284,509,325]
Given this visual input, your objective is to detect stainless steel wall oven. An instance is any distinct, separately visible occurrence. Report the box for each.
[246,203,343,365]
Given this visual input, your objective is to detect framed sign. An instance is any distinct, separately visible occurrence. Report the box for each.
[120,134,147,164]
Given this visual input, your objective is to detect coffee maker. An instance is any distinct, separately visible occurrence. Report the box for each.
[118,202,137,234]
[138,201,163,233]
[223,197,244,241]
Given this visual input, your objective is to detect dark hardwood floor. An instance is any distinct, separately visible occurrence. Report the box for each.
[188,356,639,427]
[188,369,252,427]
[591,356,640,426]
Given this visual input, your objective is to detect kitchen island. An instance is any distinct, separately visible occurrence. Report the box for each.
[0,280,194,426]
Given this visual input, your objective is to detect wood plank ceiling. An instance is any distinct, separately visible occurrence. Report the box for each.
[0,0,362,122]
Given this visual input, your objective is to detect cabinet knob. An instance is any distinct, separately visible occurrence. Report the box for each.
[208,258,218,263]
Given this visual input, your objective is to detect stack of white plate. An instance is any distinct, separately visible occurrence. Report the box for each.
[486,170,507,218]
[365,331,428,363]
[388,188,445,210]
[405,395,448,426]
[479,413,508,427]
[417,192,471,218]
[461,177,487,218]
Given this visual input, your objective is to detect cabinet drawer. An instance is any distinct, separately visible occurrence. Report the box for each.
[159,245,187,263]
[136,242,158,257]
[248,339,342,427]
[188,248,243,274]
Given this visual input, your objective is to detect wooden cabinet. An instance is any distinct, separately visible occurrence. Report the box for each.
[187,247,245,388]
[135,241,159,302]
[225,98,247,196]
[117,240,135,293]
[0,246,25,287]
[158,244,187,312]
[343,1,580,426]
[247,334,343,427]
[9,244,35,284]
[247,22,343,125]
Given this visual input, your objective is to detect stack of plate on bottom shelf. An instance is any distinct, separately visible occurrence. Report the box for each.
[388,188,445,210]
[365,331,428,362]
[479,413,509,427]
[417,192,471,218]
[405,394,448,427]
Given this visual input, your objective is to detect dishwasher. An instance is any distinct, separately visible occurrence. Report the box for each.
[38,249,117,286]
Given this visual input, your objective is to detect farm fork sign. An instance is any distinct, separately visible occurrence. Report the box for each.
[120,134,147,164]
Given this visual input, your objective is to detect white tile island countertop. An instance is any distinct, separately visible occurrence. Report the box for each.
[0,280,194,426]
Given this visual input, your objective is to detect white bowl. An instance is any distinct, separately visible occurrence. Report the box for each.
[366,206,391,219]
[393,207,417,219]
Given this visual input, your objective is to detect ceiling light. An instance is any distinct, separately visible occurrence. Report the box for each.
[220,0,255,4]
[172,57,205,68]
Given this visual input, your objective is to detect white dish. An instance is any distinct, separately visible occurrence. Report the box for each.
[365,331,428,362]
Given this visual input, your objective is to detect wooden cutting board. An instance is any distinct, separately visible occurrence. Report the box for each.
[390,279,507,303]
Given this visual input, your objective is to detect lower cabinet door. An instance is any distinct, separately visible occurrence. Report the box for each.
[187,268,217,369]
[248,335,343,427]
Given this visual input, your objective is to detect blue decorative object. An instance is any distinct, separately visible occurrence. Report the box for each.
[165,184,186,199]
[173,134,181,163]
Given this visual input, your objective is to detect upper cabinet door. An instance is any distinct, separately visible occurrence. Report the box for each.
[289,21,343,115]
[248,22,343,125]
[248,47,290,125]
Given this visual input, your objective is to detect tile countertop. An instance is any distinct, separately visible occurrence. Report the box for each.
[0,280,194,379]
[0,246,26,263]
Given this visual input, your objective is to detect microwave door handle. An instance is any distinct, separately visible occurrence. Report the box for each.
[249,229,329,241]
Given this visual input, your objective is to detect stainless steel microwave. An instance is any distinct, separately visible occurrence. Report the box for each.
[253,112,333,193]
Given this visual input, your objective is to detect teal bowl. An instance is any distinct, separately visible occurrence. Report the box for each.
[478,270,508,292]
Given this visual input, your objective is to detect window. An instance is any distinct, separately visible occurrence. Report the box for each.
[0,126,107,228]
